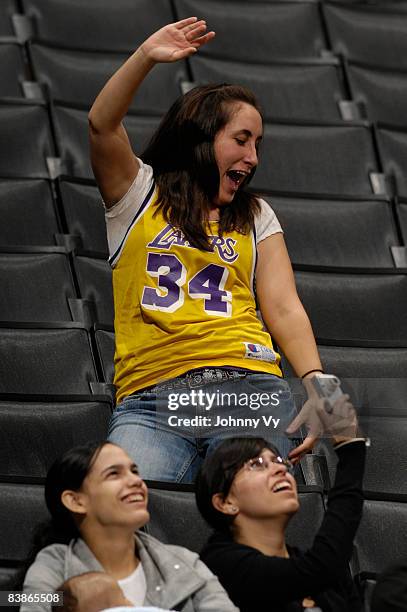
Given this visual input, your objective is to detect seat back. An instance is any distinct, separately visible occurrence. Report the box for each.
[0,103,55,178]
[22,0,175,52]
[189,56,345,123]
[252,123,378,196]
[176,0,326,62]
[0,399,112,479]
[0,324,98,395]
[267,195,398,267]
[0,179,60,247]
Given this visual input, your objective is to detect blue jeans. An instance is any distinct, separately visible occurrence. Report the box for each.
[108,371,298,483]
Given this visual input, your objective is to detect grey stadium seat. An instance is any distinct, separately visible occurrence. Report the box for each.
[252,122,379,196]
[94,326,115,384]
[188,55,346,123]
[347,63,407,128]
[377,126,407,198]
[30,43,186,115]
[0,566,17,589]
[175,0,327,62]
[21,0,175,52]
[315,415,407,496]
[324,2,407,70]
[145,482,324,554]
[0,399,112,479]
[317,344,407,422]
[73,255,114,325]
[294,270,407,343]
[0,324,99,395]
[0,179,61,247]
[398,199,407,245]
[359,416,407,497]
[58,178,107,255]
[316,344,407,385]
[53,105,159,179]
[353,498,407,575]
[0,483,49,564]
[0,102,55,178]
[0,250,77,322]
[282,344,407,421]
[0,43,27,99]
[266,195,399,267]
[0,0,18,37]
[283,345,407,493]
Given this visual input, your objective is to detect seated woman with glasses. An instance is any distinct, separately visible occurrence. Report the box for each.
[195,390,367,612]
[20,441,238,612]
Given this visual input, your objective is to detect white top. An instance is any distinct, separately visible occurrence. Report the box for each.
[118,563,147,607]
[105,158,282,263]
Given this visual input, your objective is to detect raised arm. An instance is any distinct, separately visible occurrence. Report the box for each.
[88,18,215,207]
[201,440,366,609]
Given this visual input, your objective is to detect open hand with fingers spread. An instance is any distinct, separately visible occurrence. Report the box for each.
[141,17,215,63]
[286,375,359,463]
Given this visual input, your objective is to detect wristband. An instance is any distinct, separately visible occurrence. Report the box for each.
[301,368,324,380]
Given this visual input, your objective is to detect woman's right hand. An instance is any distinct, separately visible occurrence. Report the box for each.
[140,17,215,63]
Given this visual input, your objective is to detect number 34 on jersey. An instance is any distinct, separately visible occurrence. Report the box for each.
[141,253,232,318]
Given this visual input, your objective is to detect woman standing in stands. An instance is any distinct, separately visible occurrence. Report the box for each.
[89,17,326,481]
[21,441,238,611]
[196,395,366,612]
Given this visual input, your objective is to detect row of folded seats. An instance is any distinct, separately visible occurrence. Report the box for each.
[1,0,407,602]
[3,101,407,205]
[0,177,406,264]
[1,322,407,494]
[4,39,407,128]
[2,0,407,67]
[3,248,407,342]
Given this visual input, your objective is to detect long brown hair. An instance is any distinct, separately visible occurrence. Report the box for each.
[141,84,262,250]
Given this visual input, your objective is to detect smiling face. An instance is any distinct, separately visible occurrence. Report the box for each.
[213,101,263,206]
[75,444,149,530]
[226,448,299,522]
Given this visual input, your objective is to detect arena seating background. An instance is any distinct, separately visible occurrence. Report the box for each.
[1,0,407,607]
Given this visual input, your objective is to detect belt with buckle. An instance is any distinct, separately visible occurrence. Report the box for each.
[138,367,248,395]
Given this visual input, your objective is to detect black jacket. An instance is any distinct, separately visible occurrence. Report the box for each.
[200,441,366,612]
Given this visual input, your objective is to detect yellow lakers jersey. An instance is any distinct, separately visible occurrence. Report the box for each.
[106,162,282,403]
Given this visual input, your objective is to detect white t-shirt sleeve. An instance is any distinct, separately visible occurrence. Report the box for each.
[254,198,283,244]
[104,157,154,260]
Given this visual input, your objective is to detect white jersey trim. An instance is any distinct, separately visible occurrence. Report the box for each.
[105,158,155,268]
[104,159,282,266]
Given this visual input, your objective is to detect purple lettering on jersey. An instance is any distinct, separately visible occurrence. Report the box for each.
[141,253,185,311]
[147,224,174,248]
[147,224,189,249]
[209,236,238,263]
[189,264,231,315]
[148,224,238,262]
[223,238,239,262]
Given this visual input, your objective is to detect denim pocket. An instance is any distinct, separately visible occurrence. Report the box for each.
[116,392,156,413]
[244,373,293,401]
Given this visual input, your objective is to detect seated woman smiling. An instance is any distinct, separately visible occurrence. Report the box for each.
[21,441,237,612]
[195,388,367,612]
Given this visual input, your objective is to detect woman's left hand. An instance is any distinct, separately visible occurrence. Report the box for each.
[285,382,358,462]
